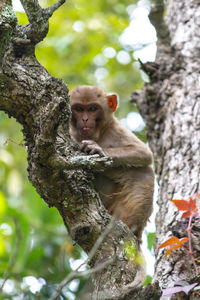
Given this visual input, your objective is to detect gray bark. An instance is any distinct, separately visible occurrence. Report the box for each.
[133,0,200,299]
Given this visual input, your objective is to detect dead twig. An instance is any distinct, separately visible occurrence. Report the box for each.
[49,216,117,300]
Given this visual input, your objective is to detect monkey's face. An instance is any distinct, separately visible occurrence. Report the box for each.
[70,85,118,141]
[71,103,103,139]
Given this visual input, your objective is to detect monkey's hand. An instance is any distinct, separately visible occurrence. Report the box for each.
[81,140,106,156]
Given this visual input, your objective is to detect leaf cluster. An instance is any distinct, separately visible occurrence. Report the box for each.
[156,194,200,298]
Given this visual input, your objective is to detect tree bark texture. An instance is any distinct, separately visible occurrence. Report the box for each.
[133,0,200,299]
[0,1,149,299]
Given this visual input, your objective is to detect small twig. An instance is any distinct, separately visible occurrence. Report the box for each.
[3,138,24,147]
[20,0,67,22]
[187,214,193,254]
[50,257,114,300]
[0,217,22,292]
[44,0,67,18]
[87,215,116,262]
[49,216,116,300]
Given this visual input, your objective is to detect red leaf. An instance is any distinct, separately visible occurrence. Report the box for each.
[165,244,183,256]
[169,199,191,211]
[157,237,180,250]
[189,197,197,212]
[157,237,189,255]
[181,211,192,219]
[179,237,189,244]
[164,238,189,256]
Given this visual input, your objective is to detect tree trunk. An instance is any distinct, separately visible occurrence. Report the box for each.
[133,0,200,298]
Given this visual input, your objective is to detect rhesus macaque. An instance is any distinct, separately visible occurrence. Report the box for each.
[70,85,154,244]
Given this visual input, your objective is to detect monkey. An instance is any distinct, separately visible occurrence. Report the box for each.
[69,85,154,244]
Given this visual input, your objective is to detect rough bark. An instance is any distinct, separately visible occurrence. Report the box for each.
[0,1,145,299]
[132,0,200,299]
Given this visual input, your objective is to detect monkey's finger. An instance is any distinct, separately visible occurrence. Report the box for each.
[80,143,86,151]
[80,146,91,154]
[80,141,92,151]
[98,150,106,156]
[81,140,94,145]
[90,148,99,155]
[88,154,99,158]
[93,148,106,156]
[95,156,110,162]
[82,145,92,153]
[81,140,96,146]
[80,142,93,151]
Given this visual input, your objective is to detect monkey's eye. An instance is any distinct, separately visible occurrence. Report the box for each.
[74,105,84,112]
[89,104,98,112]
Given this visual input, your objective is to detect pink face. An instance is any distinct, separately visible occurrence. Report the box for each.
[71,103,103,138]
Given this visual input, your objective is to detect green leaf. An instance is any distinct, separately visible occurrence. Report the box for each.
[0,191,7,217]
[143,275,152,286]
[147,232,155,251]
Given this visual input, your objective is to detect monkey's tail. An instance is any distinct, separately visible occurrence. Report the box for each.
[124,259,146,290]
[132,261,146,287]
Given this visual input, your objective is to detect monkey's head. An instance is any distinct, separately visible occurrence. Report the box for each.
[70,85,117,141]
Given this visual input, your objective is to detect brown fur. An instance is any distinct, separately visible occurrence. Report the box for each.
[70,85,154,243]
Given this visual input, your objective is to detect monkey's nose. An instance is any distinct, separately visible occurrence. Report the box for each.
[82,113,88,122]
[83,116,88,122]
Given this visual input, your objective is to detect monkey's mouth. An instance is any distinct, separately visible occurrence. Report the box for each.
[80,127,94,136]
[82,127,91,131]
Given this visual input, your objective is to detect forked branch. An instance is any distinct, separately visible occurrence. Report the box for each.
[19,0,67,43]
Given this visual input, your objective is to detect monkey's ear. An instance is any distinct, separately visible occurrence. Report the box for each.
[107,94,118,112]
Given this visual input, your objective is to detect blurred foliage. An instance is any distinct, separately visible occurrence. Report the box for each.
[0,113,86,299]
[143,275,152,286]
[17,0,143,119]
[0,0,153,298]
[147,232,156,252]
[124,240,145,266]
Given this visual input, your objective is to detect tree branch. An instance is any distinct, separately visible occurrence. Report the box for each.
[20,0,41,22]
[0,2,17,64]
[44,0,66,18]
[149,0,169,43]
[19,0,67,44]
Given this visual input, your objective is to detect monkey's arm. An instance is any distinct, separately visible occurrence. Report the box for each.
[80,118,153,167]
[102,119,153,167]
[104,145,153,167]
[81,140,152,167]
